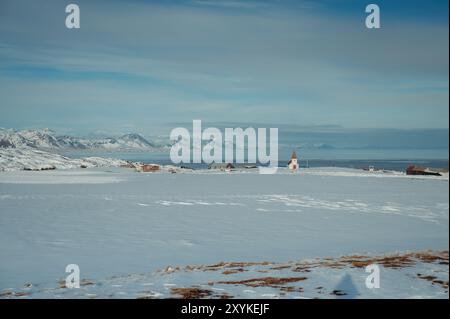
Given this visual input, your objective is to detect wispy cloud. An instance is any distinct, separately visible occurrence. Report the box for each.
[192,0,268,9]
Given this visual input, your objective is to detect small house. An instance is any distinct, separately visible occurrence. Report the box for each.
[208,163,234,171]
[406,165,441,176]
[136,164,160,173]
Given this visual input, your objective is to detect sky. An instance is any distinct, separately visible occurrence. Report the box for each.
[0,0,448,136]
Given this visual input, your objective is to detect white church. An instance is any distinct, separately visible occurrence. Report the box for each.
[288,151,299,171]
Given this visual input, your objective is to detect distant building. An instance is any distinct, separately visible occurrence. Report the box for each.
[208,163,234,171]
[406,165,441,176]
[136,164,160,172]
[288,151,298,171]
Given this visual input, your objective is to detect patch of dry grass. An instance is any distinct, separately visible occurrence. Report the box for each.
[216,276,307,288]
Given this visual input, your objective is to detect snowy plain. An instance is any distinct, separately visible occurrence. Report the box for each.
[0,167,448,298]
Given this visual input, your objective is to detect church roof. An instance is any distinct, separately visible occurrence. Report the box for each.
[291,151,298,159]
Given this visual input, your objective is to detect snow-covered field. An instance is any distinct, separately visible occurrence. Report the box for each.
[0,167,448,298]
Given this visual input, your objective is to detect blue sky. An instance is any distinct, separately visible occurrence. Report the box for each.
[0,0,448,136]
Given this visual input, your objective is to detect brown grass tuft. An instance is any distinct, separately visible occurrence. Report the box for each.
[171,287,213,299]
[217,276,307,288]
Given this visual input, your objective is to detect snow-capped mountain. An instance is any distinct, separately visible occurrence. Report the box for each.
[0,129,58,149]
[0,129,163,151]
[114,133,156,149]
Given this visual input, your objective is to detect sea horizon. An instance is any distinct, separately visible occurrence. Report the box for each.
[58,149,449,172]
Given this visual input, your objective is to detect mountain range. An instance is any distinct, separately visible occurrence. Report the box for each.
[0,129,168,151]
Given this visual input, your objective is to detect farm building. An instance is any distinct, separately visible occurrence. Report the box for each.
[136,164,160,173]
[208,163,234,171]
[406,165,441,176]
